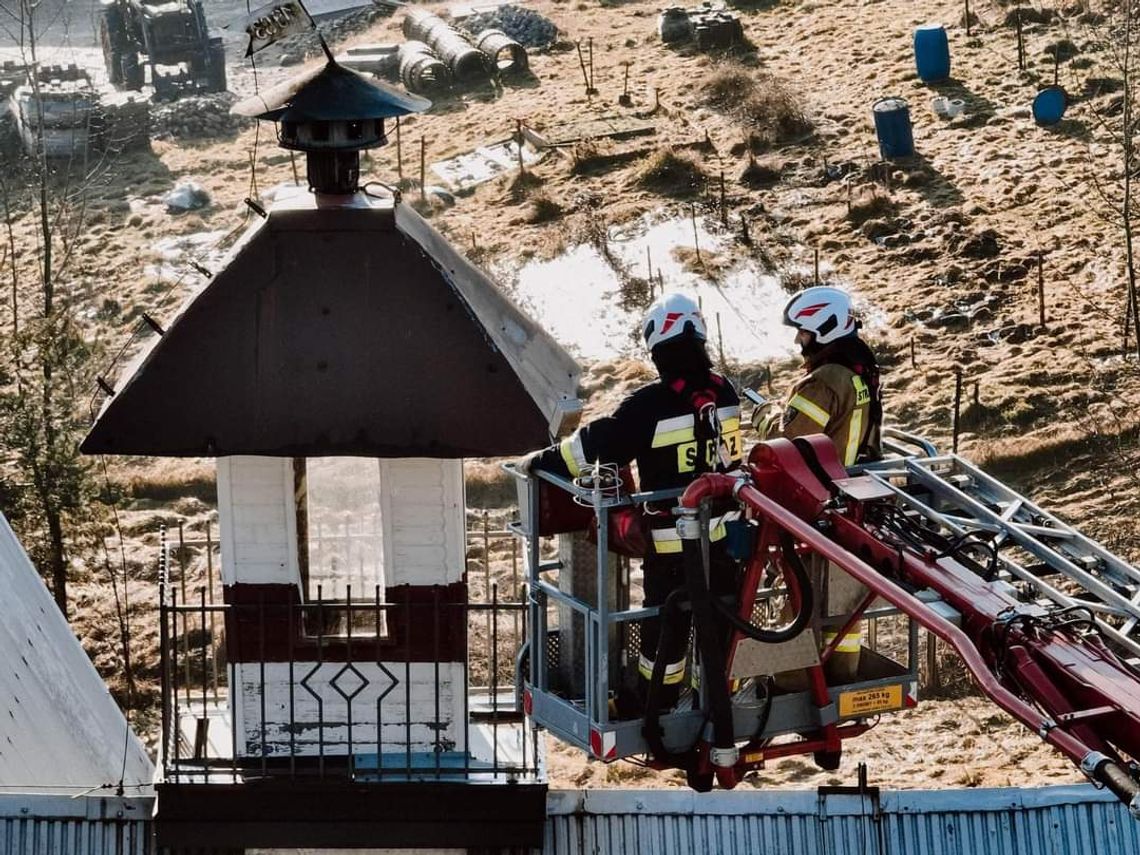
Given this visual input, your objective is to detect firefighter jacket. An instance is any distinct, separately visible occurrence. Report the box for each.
[762,335,883,465]
[532,372,743,555]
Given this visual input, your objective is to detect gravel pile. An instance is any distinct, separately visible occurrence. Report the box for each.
[269,6,394,65]
[458,6,557,48]
[152,92,249,140]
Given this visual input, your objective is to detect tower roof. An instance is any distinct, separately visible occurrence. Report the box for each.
[82,191,581,458]
[233,60,430,123]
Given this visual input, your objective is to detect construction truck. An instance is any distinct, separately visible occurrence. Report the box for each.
[509,428,1140,813]
[99,0,226,100]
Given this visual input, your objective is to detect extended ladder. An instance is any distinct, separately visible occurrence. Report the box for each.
[864,430,1140,660]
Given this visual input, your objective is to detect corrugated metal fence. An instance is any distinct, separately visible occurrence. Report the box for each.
[542,786,1140,855]
[5,785,1138,854]
[0,794,152,855]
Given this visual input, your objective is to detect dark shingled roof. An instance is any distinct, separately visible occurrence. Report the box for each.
[82,192,580,458]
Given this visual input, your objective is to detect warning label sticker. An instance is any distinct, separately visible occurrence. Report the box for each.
[838,685,904,718]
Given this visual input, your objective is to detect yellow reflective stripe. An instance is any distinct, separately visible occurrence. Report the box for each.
[639,654,686,683]
[789,393,830,427]
[724,427,742,461]
[717,405,741,421]
[559,433,588,476]
[824,631,862,653]
[852,375,870,406]
[845,407,863,466]
[652,512,737,553]
[656,414,693,432]
[721,417,740,433]
[652,414,696,448]
[652,426,696,448]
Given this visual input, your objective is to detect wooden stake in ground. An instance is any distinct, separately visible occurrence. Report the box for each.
[1016,8,1025,71]
[690,203,702,264]
[396,117,403,180]
[910,335,916,368]
[1037,251,1047,328]
[965,0,971,36]
[952,368,963,453]
[927,632,941,693]
[575,41,592,96]
[420,137,426,201]
[646,246,653,282]
[587,37,597,94]
[716,312,726,368]
[515,119,525,176]
[814,248,820,284]
[740,215,751,245]
[619,61,632,107]
[719,171,727,227]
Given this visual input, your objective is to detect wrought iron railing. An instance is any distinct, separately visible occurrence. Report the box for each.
[156,523,538,785]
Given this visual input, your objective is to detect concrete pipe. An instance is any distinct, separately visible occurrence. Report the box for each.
[398,41,451,95]
[474,29,529,76]
[402,8,488,85]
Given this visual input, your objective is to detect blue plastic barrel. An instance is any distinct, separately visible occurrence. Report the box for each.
[1032,86,1068,125]
[873,97,915,159]
[914,24,950,83]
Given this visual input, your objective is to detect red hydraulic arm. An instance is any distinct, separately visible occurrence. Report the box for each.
[679,437,1140,815]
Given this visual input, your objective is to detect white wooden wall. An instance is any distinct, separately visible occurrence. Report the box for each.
[234,662,466,757]
[217,456,299,587]
[216,456,465,588]
[217,456,468,759]
[378,458,466,586]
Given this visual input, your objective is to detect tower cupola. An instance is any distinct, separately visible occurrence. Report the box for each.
[234,59,430,194]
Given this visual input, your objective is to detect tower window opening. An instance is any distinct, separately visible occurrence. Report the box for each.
[294,457,387,637]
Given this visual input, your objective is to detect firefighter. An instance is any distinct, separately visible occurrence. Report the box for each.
[522,292,743,713]
[753,285,882,463]
[752,285,883,682]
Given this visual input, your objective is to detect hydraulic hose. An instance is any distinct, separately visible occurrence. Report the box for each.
[642,588,698,768]
[1087,755,1140,819]
[679,474,813,643]
[710,530,813,643]
[680,510,735,759]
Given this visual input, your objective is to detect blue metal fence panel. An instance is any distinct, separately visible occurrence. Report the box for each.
[544,786,1140,855]
[0,795,152,855]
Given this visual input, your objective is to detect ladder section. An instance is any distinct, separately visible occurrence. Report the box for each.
[861,453,1140,660]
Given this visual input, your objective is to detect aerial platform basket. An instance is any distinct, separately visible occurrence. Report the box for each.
[506,428,1140,803]
[504,454,922,781]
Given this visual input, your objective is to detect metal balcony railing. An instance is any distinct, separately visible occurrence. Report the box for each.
[156,523,539,786]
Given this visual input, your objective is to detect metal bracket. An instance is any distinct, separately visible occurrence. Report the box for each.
[676,515,701,540]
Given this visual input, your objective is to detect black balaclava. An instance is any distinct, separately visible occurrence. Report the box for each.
[650,333,712,386]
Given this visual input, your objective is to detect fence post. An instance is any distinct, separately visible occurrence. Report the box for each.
[952,368,963,453]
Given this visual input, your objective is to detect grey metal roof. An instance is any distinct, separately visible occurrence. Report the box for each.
[0,795,151,855]
[544,785,1140,855]
[0,513,153,793]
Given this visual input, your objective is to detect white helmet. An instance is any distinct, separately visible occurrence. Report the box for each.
[642,291,707,351]
[783,286,856,345]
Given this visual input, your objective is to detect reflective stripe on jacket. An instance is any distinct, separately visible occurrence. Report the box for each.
[767,363,880,465]
[534,373,743,502]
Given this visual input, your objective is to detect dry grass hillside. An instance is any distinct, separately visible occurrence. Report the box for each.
[3,0,1139,792]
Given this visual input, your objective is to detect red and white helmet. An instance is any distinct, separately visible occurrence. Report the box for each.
[783,286,856,345]
[642,292,707,351]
